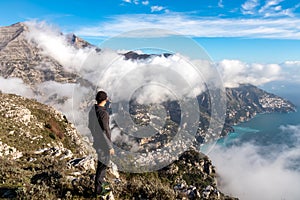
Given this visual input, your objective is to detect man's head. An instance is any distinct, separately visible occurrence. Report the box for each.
[96,91,107,104]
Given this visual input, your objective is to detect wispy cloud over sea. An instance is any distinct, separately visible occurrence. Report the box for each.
[210,123,300,200]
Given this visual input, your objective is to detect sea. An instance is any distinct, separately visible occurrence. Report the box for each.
[217,105,300,152]
[209,82,300,200]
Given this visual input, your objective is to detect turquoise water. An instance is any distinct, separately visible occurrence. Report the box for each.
[218,110,300,147]
[210,84,300,199]
[217,85,300,160]
[220,81,300,145]
[202,105,300,155]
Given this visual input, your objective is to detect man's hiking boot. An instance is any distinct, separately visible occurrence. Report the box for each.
[100,182,112,196]
[94,182,112,199]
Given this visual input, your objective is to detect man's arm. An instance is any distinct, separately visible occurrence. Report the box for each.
[100,111,113,150]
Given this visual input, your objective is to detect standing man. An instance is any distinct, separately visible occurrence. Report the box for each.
[88,90,114,196]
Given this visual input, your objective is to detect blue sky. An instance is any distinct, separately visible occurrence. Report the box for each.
[1,0,300,63]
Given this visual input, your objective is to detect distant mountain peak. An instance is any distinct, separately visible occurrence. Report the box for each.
[0,22,28,50]
[123,50,172,60]
[66,33,91,49]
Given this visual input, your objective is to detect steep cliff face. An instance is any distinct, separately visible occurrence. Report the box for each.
[0,22,87,85]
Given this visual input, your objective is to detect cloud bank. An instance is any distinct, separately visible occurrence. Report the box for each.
[281,61,300,83]
[24,19,295,90]
[25,21,96,73]
[217,59,282,88]
[0,77,34,97]
[209,124,300,200]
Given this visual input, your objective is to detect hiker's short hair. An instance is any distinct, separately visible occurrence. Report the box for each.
[96,91,107,104]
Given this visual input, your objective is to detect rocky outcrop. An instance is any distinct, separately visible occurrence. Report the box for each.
[66,33,91,49]
[107,149,237,200]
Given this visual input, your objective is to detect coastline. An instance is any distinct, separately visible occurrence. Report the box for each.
[217,108,300,148]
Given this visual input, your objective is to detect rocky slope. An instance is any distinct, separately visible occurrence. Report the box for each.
[111,149,237,200]
[0,92,96,199]
[0,92,237,199]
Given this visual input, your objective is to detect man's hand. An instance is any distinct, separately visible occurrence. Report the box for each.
[109,148,115,155]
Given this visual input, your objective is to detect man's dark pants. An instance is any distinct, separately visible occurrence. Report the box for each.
[95,150,110,195]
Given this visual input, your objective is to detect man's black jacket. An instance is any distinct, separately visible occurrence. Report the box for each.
[88,104,113,153]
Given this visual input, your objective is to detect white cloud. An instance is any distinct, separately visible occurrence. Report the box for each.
[0,77,34,98]
[142,0,149,6]
[122,0,139,5]
[74,13,300,39]
[241,0,260,14]
[281,61,300,83]
[209,124,300,200]
[283,60,300,66]
[22,21,296,104]
[95,53,211,103]
[274,5,282,11]
[25,20,97,73]
[218,0,224,8]
[264,7,294,17]
[150,5,165,12]
[257,0,296,17]
[259,0,284,13]
[217,59,282,88]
